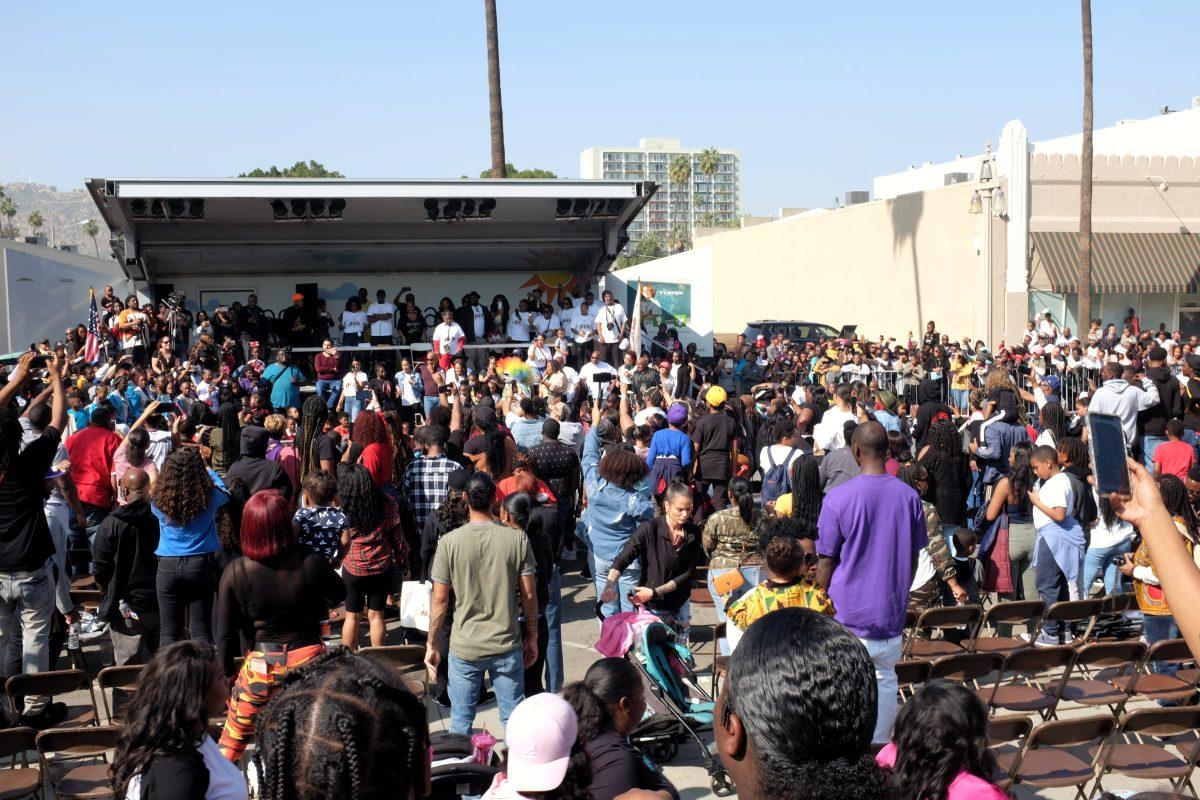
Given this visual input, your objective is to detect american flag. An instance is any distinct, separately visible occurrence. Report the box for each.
[84,287,101,363]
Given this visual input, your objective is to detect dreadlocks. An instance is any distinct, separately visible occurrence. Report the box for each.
[298,395,328,481]
[254,649,429,800]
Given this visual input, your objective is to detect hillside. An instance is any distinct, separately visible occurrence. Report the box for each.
[1,182,113,259]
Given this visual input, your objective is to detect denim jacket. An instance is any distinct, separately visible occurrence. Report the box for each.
[581,428,655,561]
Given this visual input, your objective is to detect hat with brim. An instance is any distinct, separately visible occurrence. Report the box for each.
[877,390,897,412]
[504,694,578,794]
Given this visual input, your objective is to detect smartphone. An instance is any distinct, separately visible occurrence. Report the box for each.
[1087,412,1131,496]
[28,355,48,369]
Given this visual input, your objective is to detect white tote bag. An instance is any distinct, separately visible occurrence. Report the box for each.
[399,580,432,631]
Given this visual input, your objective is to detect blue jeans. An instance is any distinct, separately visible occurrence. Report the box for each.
[707,566,761,655]
[1035,538,1070,641]
[316,379,341,410]
[345,391,370,423]
[592,552,640,620]
[0,567,54,713]
[1141,435,1167,470]
[545,566,564,693]
[1143,615,1181,677]
[447,647,525,734]
[950,388,969,411]
[1081,540,1131,596]
[423,396,439,419]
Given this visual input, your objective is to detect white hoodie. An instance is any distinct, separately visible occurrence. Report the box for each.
[1087,377,1159,444]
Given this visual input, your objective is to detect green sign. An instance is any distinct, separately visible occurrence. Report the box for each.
[628,281,692,331]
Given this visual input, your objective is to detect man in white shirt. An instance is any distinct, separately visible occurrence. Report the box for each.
[595,290,628,368]
[1038,310,1060,341]
[533,305,561,339]
[367,289,396,367]
[577,349,617,401]
[432,310,466,370]
[467,292,487,343]
[571,300,597,365]
[507,300,534,343]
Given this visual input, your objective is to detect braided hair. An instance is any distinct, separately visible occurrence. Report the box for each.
[297,395,328,481]
[787,453,822,523]
[254,649,429,800]
[216,402,241,463]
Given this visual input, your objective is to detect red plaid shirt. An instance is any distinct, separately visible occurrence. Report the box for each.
[342,496,406,577]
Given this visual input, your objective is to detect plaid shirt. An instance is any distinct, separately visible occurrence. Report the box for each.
[403,454,463,531]
[342,495,405,577]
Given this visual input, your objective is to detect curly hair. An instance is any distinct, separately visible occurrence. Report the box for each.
[983,367,1017,395]
[152,447,216,525]
[351,410,388,449]
[111,641,219,798]
[925,420,963,462]
[339,464,386,533]
[254,648,429,800]
[888,680,998,800]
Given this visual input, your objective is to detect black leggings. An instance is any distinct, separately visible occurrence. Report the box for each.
[523,615,550,696]
[156,554,218,647]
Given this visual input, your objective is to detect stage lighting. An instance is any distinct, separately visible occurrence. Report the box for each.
[606,199,624,217]
[188,199,204,219]
[479,198,495,218]
[556,199,571,217]
[150,200,165,219]
[443,199,462,219]
[271,200,288,219]
[424,198,440,221]
[461,199,476,217]
[309,199,326,217]
[329,199,346,218]
[167,199,186,218]
[130,200,148,218]
[572,199,590,216]
[291,199,307,218]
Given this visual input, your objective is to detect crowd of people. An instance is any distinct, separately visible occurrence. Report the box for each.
[0,283,1198,799]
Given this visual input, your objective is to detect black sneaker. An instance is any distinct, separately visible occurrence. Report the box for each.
[580,562,592,580]
[435,692,451,709]
[20,701,67,729]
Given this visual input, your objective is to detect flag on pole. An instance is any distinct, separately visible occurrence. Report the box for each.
[630,280,643,354]
[84,287,101,363]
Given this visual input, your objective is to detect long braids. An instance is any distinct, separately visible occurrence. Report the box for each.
[788,453,822,523]
[217,401,241,463]
[298,396,328,481]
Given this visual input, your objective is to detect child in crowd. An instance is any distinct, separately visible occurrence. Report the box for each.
[1154,418,1196,480]
[292,470,348,565]
[1027,445,1086,645]
[334,411,351,442]
[725,516,834,637]
[948,529,980,604]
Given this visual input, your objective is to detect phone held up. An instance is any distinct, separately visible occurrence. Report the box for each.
[1086,412,1131,496]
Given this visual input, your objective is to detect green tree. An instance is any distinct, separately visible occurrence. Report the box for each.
[1076,0,1094,328]
[668,155,692,230]
[478,164,558,179]
[238,160,344,178]
[698,147,721,224]
[83,219,101,258]
[0,197,16,240]
[668,224,691,253]
[26,210,44,240]
[485,0,506,178]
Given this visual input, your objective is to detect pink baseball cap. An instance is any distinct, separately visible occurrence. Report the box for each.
[504,693,578,793]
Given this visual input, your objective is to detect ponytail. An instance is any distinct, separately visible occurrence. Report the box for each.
[729,476,754,528]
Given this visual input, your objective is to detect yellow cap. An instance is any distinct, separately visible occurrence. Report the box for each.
[706,386,728,406]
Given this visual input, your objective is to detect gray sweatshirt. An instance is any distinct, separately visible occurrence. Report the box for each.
[1087,378,1160,444]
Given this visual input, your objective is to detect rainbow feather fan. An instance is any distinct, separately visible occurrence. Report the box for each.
[496,356,533,385]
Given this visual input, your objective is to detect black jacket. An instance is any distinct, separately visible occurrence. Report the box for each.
[913,379,955,448]
[225,426,293,499]
[91,499,160,620]
[1139,365,1182,438]
[454,304,492,344]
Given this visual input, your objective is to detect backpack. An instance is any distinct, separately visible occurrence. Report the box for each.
[761,447,798,505]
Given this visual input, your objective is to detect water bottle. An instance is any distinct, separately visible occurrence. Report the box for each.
[119,600,139,624]
[67,620,81,651]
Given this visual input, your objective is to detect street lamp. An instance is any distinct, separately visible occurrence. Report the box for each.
[969,143,1007,345]
[49,219,92,249]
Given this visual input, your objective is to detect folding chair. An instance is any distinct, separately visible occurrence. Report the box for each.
[928,653,1003,692]
[996,715,1115,800]
[895,660,931,702]
[1028,599,1103,646]
[0,727,42,800]
[1091,707,1200,797]
[986,715,1032,786]
[687,567,721,666]
[96,664,145,724]
[979,645,1074,719]
[5,670,99,730]
[902,605,982,661]
[1110,638,1200,706]
[1055,641,1146,718]
[360,644,429,701]
[966,600,1044,658]
[35,725,120,799]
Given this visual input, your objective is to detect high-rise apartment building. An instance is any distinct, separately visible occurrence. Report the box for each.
[580,138,741,252]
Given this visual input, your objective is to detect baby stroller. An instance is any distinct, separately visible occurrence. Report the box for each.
[427,731,499,800]
[628,619,734,796]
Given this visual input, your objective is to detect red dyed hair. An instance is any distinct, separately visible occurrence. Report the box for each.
[352,410,388,448]
[239,490,295,562]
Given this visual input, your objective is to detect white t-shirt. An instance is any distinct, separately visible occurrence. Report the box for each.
[578,361,617,399]
[527,344,553,370]
[759,444,800,475]
[813,407,857,451]
[395,371,421,405]
[597,303,628,344]
[342,370,369,396]
[366,303,394,337]
[433,322,465,356]
[508,312,533,342]
[572,308,597,343]
[1033,472,1074,530]
[470,304,486,339]
[533,313,561,337]
[341,310,367,335]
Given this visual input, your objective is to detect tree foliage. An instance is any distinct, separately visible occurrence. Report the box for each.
[0,197,17,240]
[26,210,44,235]
[83,219,101,257]
[238,160,345,178]
[478,164,558,179]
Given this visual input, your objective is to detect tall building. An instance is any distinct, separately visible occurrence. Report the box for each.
[580,138,741,252]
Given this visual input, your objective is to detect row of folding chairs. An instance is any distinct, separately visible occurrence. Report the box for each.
[2,665,144,733]
[903,598,1124,662]
[897,637,1200,722]
[0,724,121,799]
[987,708,1200,799]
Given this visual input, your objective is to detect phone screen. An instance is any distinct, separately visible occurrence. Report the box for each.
[1087,413,1131,496]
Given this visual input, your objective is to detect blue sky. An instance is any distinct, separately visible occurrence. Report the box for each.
[2,1,1196,214]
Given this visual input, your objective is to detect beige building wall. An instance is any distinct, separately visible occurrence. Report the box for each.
[698,181,1005,344]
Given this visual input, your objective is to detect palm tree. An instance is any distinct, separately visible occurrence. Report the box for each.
[484,0,506,178]
[698,147,721,223]
[83,219,101,257]
[668,224,692,253]
[0,197,16,240]
[26,211,44,241]
[1076,0,1094,329]
[668,155,691,232]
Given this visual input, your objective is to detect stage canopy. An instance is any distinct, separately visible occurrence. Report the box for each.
[86,177,655,283]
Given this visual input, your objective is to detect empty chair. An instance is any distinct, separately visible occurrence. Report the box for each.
[1091,707,1200,797]
[35,725,121,799]
[986,715,1033,786]
[967,600,1044,658]
[0,727,41,800]
[1056,641,1146,718]
[928,653,1003,691]
[5,670,98,730]
[996,715,1116,799]
[1027,598,1103,647]
[1109,638,1200,706]
[903,605,983,661]
[360,644,428,700]
[979,646,1074,719]
[96,665,145,725]
[895,660,931,702]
